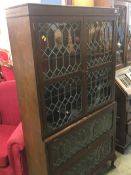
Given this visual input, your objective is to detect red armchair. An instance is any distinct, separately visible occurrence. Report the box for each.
[0,49,15,81]
[0,80,28,175]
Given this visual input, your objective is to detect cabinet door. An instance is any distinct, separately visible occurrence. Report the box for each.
[46,103,116,175]
[34,17,82,80]
[127,3,131,64]
[115,3,127,67]
[84,17,116,113]
[32,16,84,137]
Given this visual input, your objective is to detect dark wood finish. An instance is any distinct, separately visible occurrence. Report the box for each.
[57,135,114,175]
[115,0,131,67]
[115,82,131,153]
[115,1,128,68]
[44,102,116,143]
[6,4,117,175]
[115,0,131,153]
[46,102,116,175]
[6,4,117,17]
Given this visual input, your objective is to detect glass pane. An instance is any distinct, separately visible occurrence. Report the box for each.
[127,4,131,63]
[115,5,126,65]
[38,22,81,79]
[87,67,113,112]
[64,138,112,175]
[47,109,113,172]
[45,76,82,135]
[86,21,113,68]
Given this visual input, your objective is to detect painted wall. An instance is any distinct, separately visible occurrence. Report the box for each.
[0,0,66,54]
[0,0,41,53]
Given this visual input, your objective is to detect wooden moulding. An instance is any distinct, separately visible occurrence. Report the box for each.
[6,3,117,18]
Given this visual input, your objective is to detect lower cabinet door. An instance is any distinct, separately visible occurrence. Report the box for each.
[63,136,114,175]
[45,102,116,175]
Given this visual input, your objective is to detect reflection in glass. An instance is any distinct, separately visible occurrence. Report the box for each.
[86,21,113,68]
[127,4,131,63]
[45,76,82,135]
[38,22,81,79]
[115,5,126,65]
[87,67,112,112]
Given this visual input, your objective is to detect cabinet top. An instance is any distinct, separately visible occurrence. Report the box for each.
[6,3,118,18]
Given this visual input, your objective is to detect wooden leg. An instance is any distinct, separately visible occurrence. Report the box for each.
[111,160,115,169]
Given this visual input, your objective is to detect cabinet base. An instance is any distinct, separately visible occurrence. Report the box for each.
[93,154,116,175]
[115,143,131,154]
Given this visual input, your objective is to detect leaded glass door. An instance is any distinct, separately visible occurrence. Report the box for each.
[46,103,115,175]
[127,3,131,64]
[84,18,116,113]
[34,17,83,137]
[115,4,127,66]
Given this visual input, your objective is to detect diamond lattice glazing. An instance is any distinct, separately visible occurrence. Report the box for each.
[38,22,81,79]
[86,21,113,68]
[87,67,113,112]
[45,77,82,135]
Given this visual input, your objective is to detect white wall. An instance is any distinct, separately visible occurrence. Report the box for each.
[0,0,66,54]
[0,0,40,53]
[3,0,41,8]
[0,7,10,51]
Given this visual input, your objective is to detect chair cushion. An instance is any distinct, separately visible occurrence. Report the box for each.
[1,67,15,81]
[0,125,16,168]
[0,81,21,125]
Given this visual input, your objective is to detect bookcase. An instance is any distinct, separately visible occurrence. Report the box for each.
[115,0,131,68]
[115,0,131,153]
[6,4,117,175]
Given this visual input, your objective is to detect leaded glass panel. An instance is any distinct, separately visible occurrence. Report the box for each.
[45,76,82,135]
[64,138,112,175]
[115,5,126,65]
[47,108,113,172]
[127,4,131,63]
[87,67,113,112]
[86,21,113,68]
[38,22,81,79]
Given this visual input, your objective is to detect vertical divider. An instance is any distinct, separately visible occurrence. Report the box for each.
[112,18,118,100]
[81,16,87,116]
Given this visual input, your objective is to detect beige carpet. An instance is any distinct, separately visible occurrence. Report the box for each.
[106,146,131,175]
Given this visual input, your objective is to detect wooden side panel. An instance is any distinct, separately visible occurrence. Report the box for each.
[115,84,127,148]
[7,16,48,175]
